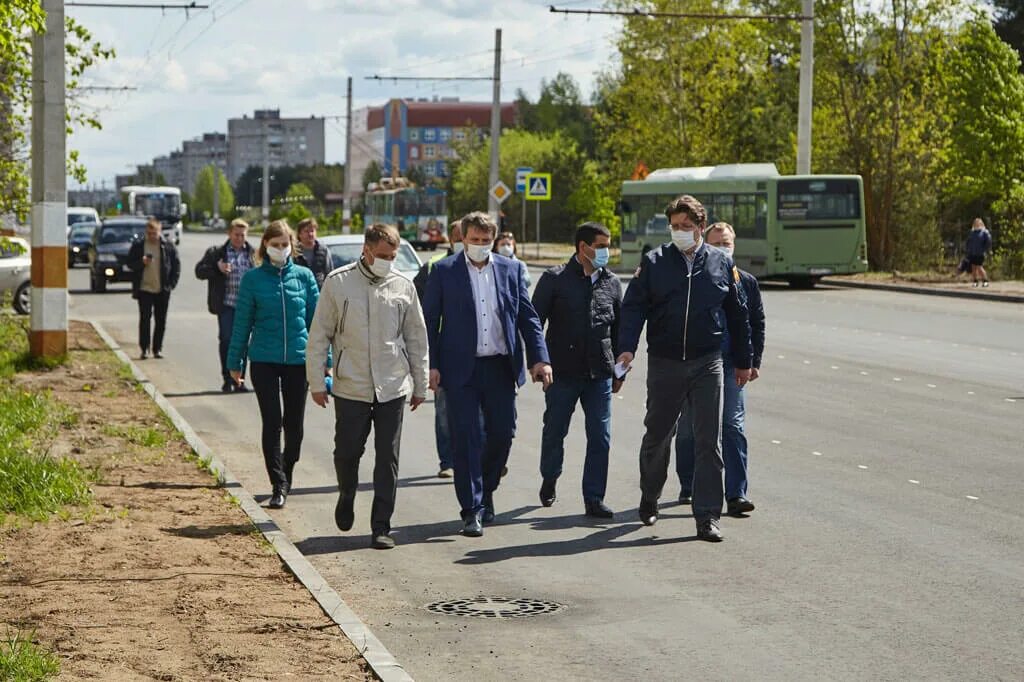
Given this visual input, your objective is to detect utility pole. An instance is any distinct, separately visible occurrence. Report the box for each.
[487,28,502,222]
[796,0,814,174]
[261,121,270,228]
[211,163,220,223]
[30,0,67,359]
[343,76,353,233]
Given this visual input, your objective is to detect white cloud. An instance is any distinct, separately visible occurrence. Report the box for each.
[163,60,189,93]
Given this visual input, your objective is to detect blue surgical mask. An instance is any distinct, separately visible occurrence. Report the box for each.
[715,246,735,259]
[590,247,610,268]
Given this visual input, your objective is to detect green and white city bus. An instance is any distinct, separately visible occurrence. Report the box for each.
[619,164,868,286]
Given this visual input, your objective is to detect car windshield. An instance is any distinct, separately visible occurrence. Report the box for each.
[327,242,420,273]
[67,213,95,226]
[133,193,179,220]
[70,225,96,239]
[99,224,144,244]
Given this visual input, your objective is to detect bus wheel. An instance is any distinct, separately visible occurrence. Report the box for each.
[788,277,819,289]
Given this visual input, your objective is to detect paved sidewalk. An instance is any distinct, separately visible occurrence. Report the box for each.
[823,275,1024,303]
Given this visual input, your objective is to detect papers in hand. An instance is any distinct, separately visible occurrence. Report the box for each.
[613,361,630,380]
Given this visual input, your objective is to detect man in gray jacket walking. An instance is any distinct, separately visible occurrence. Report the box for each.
[306,224,430,549]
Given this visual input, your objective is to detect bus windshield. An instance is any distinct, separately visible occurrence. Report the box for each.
[133,193,180,220]
[777,179,860,220]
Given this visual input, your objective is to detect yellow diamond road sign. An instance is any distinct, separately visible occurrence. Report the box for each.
[489,180,511,204]
[525,172,551,201]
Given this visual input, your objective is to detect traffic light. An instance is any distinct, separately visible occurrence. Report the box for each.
[116,201,122,212]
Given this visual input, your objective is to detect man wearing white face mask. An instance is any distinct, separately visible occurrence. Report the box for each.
[532,222,622,518]
[423,211,551,537]
[306,224,429,550]
[618,196,752,542]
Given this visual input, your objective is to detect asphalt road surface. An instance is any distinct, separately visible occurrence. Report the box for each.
[69,232,1024,681]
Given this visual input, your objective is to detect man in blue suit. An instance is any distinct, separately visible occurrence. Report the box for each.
[423,211,552,537]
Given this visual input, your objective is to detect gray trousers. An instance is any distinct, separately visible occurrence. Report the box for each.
[333,395,405,534]
[639,352,724,521]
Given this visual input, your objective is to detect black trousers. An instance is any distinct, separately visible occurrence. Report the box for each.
[333,396,404,534]
[250,362,308,493]
[137,290,170,353]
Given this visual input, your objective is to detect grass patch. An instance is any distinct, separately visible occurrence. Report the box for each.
[0,629,60,680]
[100,424,168,448]
[0,317,93,523]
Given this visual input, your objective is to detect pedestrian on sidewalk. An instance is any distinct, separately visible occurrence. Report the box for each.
[306,224,429,550]
[676,222,765,517]
[618,195,752,542]
[127,218,180,360]
[227,220,320,510]
[966,218,992,287]
[532,222,622,518]
[494,231,531,288]
[294,217,335,289]
[422,211,551,538]
[195,219,256,392]
[414,221,463,479]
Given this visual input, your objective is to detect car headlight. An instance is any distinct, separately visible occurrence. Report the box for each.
[97,253,117,263]
[72,246,80,253]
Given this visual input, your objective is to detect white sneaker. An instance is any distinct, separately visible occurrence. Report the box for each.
[437,468,454,478]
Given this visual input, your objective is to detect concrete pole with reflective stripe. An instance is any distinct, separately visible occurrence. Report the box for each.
[487,28,502,221]
[796,0,814,175]
[30,0,68,358]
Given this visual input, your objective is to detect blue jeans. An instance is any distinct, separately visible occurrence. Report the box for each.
[676,365,747,499]
[540,376,612,502]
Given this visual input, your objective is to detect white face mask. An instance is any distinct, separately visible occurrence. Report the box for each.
[715,245,735,259]
[366,255,393,278]
[266,244,291,265]
[452,241,465,254]
[670,229,698,251]
[466,242,493,263]
[498,244,515,258]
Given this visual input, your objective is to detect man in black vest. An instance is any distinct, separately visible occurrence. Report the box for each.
[532,222,622,518]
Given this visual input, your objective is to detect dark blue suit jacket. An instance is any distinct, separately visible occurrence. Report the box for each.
[423,252,549,388]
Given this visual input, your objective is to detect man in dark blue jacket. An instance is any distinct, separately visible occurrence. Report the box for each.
[676,222,765,516]
[618,196,752,542]
[532,222,622,518]
[422,211,551,537]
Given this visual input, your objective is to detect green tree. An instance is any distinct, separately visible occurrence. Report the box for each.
[992,0,1024,68]
[361,160,383,190]
[1,1,114,219]
[192,165,234,217]
[516,72,596,156]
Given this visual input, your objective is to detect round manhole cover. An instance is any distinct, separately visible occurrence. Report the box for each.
[426,596,564,619]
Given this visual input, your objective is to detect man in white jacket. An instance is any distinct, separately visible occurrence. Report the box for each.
[306,224,430,550]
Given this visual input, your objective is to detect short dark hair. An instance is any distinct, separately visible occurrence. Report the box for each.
[146,218,162,231]
[296,217,318,233]
[664,195,707,227]
[365,223,400,247]
[574,222,611,252]
[460,211,497,239]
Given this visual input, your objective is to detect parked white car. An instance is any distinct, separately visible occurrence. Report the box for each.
[67,206,101,235]
[0,237,31,315]
[319,234,423,280]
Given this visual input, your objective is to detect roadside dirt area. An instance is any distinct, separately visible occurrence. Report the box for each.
[0,321,373,681]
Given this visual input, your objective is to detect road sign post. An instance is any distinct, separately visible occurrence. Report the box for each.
[524,172,551,259]
[516,167,532,242]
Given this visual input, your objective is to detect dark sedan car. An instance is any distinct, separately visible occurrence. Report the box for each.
[89,217,146,292]
[68,222,97,267]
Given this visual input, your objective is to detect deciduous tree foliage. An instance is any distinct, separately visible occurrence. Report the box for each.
[192,165,234,218]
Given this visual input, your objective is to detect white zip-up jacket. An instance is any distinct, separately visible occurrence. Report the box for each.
[306,259,429,403]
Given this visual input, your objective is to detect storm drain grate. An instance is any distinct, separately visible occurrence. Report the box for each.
[426,596,564,619]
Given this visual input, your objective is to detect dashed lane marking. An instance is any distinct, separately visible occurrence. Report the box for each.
[803,360,811,365]
[966,495,979,501]
[777,355,785,359]
[892,377,902,382]
[860,371,869,376]
[858,465,869,470]
[771,440,781,445]
[812,451,822,456]
[927,384,936,388]
[1005,398,1017,403]
[968,391,975,395]
[830,365,839,370]
[908,480,920,484]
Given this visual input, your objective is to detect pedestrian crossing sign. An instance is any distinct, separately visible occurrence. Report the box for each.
[525,172,552,201]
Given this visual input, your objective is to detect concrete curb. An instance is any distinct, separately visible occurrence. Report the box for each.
[90,321,413,682]
[822,278,1024,303]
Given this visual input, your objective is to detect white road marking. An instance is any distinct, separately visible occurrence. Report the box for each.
[927,384,936,388]
[860,371,869,376]
[858,465,868,470]
[893,377,902,382]
[771,440,781,445]
[966,495,979,501]
[812,451,822,456]
[968,391,975,395]
[803,360,811,365]
[908,479,920,484]
[952,343,959,348]
[830,365,839,370]
[777,355,786,359]
[1005,398,1017,403]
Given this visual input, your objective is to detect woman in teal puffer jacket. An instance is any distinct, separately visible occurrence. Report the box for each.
[228,220,320,509]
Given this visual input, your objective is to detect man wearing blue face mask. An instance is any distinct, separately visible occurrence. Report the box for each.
[532,222,623,518]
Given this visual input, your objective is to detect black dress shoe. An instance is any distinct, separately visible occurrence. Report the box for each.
[638,498,658,526]
[462,512,483,537]
[140,350,148,360]
[727,497,755,515]
[221,380,234,393]
[585,500,614,519]
[335,492,355,531]
[482,495,495,524]
[234,382,249,393]
[678,492,692,505]
[268,490,286,509]
[696,518,723,542]
[539,478,557,507]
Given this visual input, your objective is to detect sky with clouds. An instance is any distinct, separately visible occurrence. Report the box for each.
[69,0,622,188]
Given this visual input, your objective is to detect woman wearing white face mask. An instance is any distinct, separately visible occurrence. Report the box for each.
[227,219,321,509]
[494,231,532,288]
